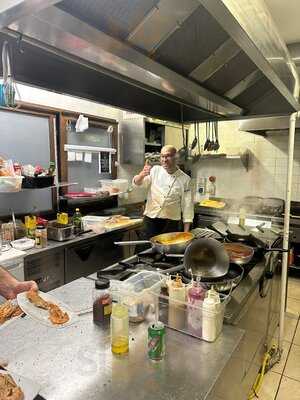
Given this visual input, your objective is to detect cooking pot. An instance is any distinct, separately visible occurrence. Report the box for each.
[114,231,194,255]
[184,237,230,279]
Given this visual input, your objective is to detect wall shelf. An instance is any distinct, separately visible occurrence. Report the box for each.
[64,144,116,154]
[197,150,251,171]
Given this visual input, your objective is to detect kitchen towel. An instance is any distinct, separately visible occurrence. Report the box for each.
[75,152,83,161]
[84,152,92,163]
[67,151,75,161]
[75,114,89,132]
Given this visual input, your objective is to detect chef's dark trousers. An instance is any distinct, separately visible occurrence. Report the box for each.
[136,216,181,253]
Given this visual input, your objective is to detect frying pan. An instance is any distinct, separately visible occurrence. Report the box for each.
[114,231,195,255]
[182,263,244,292]
[184,237,230,279]
[223,243,254,265]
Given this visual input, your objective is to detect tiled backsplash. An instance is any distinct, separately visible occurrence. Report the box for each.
[191,120,298,201]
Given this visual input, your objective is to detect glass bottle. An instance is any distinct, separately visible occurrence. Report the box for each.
[73,208,82,233]
[93,278,112,326]
[207,176,216,198]
[111,304,129,355]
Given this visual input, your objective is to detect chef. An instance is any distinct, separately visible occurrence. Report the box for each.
[133,145,194,238]
[0,266,37,299]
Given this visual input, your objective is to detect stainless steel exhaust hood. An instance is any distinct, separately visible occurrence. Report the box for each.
[0,0,299,122]
[239,115,300,135]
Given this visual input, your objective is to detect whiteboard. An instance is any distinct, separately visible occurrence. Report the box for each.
[0,109,53,216]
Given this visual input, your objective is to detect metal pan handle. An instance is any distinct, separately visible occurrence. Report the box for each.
[114,241,150,246]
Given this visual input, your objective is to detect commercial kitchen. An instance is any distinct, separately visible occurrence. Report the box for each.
[1,1,300,399]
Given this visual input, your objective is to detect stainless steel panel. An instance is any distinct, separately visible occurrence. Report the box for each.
[190,38,240,83]
[10,7,242,118]
[127,0,199,54]
[153,5,229,76]
[57,0,159,41]
[198,0,300,110]
[24,249,65,291]
[204,51,258,96]
[239,115,300,133]
[224,70,263,100]
[65,233,125,283]
[119,115,146,165]
[0,0,60,30]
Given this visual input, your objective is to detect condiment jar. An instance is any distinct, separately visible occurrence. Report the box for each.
[35,225,47,248]
[93,278,112,326]
[111,304,129,355]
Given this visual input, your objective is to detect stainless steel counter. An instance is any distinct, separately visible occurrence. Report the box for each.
[24,220,143,257]
[0,278,245,400]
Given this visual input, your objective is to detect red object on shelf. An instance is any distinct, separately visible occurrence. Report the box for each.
[64,192,95,199]
[37,217,48,227]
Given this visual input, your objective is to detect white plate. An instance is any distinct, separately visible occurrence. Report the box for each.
[17,291,79,328]
[0,300,24,331]
[0,370,41,400]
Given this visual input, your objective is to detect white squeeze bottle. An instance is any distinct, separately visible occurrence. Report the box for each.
[202,289,220,342]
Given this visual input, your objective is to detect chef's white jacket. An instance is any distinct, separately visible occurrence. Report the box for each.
[133,166,194,223]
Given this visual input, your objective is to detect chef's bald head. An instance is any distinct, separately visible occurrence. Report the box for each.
[160,145,177,173]
[161,145,177,156]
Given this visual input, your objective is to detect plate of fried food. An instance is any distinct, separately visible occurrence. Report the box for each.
[0,301,24,330]
[17,290,79,328]
[0,370,41,400]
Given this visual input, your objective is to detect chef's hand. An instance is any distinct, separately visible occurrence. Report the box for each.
[10,280,38,299]
[134,163,152,186]
[140,164,152,178]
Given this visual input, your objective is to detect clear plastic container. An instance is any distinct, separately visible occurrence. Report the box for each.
[119,271,163,323]
[151,286,229,342]
[99,179,128,195]
[0,176,23,192]
[111,304,129,355]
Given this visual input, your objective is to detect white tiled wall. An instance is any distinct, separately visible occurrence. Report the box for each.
[191,120,298,201]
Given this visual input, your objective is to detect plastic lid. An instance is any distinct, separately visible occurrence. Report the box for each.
[95,278,110,290]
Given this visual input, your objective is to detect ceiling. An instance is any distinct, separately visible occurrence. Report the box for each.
[1,0,299,122]
[265,0,300,44]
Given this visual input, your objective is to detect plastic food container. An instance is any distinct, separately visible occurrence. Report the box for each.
[99,179,128,194]
[81,215,109,232]
[119,271,164,323]
[151,286,229,342]
[0,176,23,192]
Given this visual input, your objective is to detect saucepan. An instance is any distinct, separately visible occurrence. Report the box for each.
[114,231,195,255]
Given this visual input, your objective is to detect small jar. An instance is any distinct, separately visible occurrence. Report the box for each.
[35,225,47,248]
[93,278,112,326]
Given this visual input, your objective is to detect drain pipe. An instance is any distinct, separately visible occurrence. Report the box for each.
[279,111,298,351]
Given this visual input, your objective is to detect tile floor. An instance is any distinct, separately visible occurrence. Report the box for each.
[258,276,300,399]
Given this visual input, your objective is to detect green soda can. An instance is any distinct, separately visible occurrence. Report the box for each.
[148,321,166,361]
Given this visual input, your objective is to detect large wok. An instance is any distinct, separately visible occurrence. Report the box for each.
[114,231,194,254]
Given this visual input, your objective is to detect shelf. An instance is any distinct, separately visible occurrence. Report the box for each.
[21,182,78,191]
[64,144,116,154]
[289,264,300,270]
[198,150,251,171]
[145,142,162,147]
